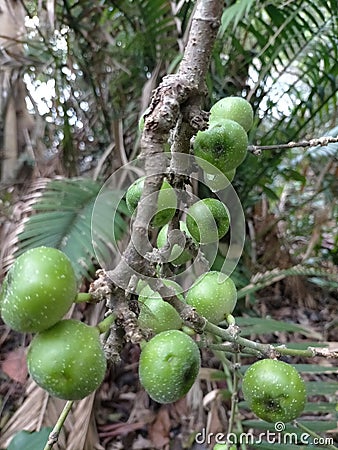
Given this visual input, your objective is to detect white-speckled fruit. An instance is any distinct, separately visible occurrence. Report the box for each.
[242,359,306,423]
[27,319,107,400]
[138,280,185,334]
[209,96,253,132]
[186,198,230,244]
[139,330,200,403]
[0,247,77,333]
[193,119,248,174]
[185,271,237,324]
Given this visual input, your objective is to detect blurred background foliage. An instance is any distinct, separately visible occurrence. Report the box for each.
[0,2,337,448]
[0,0,337,285]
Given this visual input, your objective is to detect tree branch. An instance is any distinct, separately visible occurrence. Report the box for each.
[102,0,224,314]
[248,136,338,155]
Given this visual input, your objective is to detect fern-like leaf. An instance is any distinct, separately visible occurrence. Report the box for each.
[17,178,129,281]
[237,264,338,300]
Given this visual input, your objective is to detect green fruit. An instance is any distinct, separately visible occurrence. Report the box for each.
[157,221,195,266]
[139,330,201,403]
[193,120,248,173]
[186,198,230,244]
[138,280,184,333]
[126,176,177,228]
[185,271,237,324]
[209,96,253,132]
[204,169,236,192]
[27,319,107,400]
[0,247,77,333]
[242,359,307,423]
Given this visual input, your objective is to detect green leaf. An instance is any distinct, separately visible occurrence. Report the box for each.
[305,381,338,396]
[304,402,337,413]
[261,185,280,201]
[235,317,311,336]
[8,427,52,450]
[294,364,338,374]
[17,178,129,281]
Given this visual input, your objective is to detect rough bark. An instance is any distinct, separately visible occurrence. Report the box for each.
[91,0,224,332]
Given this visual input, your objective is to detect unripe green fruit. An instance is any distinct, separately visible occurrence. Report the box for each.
[204,169,236,192]
[242,359,307,423]
[156,221,195,266]
[139,330,201,403]
[186,198,230,244]
[0,247,77,333]
[138,280,184,333]
[193,120,248,173]
[209,96,253,132]
[27,319,107,400]
[126,176,177,228]
[185,271,237,324]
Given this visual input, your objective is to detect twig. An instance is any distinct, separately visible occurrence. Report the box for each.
[293,420,338,450]
[204,322,337,359]
[248,136,338,155]
[103,0,224,323]
[43,401,74,450]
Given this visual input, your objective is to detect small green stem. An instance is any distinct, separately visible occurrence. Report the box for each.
[204,322,321,359]
[96,313,117,334]
[74,292,93,303]
[44,401,74,450]
[227,354,239,434]
[207,343,262,357]
[293,420,338,450]
[274,345,316,357]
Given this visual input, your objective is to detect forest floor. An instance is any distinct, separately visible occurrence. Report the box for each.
[0,277,337,450]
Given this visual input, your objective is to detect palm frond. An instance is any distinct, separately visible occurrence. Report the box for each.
[16,178,129,281]
[211,0,338,143]
[237,264,337,300]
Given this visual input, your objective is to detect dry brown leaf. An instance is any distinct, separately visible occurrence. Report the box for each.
[148,406,171,449]
[1,347,28,383]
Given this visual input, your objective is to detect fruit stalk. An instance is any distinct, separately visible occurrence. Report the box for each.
[96,313,117,334]
[43,401,74,450]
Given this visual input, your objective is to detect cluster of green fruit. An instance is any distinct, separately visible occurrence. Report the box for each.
[0,97,307,425]
[133,96,307,420]
[137,271,237,403]
[126,176,230,247]
[0,247,106,400]
[136,274,307,422]
[194,96,253,190]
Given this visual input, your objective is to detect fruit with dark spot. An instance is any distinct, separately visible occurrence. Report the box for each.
[193,119,248,174]
[242,359,307,422]
[0,247,77,333]
[186,198,230,244]
[27,319,107,400]
[139,330,201,403]
[185,271,237,324]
